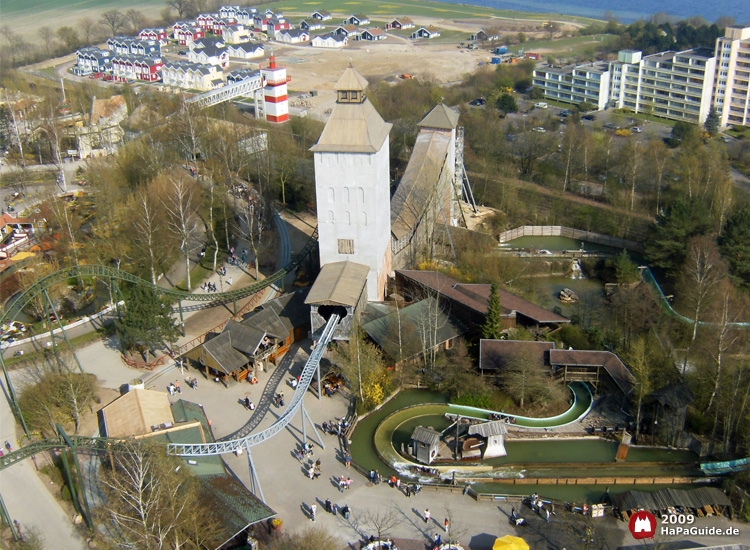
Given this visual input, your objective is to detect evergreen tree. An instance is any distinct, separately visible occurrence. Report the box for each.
[116,284,180,353]
[614,249,640,284]
[482,283,502,340]
[719,208,750,286]
[704,108,720,136]
[495,93,518,115]
[644,199,711,277]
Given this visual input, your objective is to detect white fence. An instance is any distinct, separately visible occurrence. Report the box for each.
[497,225,644,253]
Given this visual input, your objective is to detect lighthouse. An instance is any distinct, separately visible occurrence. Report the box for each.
[310,66,392,301]
[260,55,289,123]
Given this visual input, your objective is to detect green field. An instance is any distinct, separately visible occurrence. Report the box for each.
[0,0,603,38]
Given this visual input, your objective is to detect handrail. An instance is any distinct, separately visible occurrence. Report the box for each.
[165,313,339,457]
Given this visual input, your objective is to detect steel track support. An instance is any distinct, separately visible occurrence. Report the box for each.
[0,493,20,541]
[0,354,29,436]
[245,441,265,502]
[43,290,84,375]
[58,424,93,529]
[178,300,185,337]
[300,401,325,451]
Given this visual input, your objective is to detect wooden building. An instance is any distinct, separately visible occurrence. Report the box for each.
[411,425,441,464]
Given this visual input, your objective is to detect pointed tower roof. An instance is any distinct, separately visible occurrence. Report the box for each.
[417,103,459,130]
[334,66,369,93]
[311,67,392,154]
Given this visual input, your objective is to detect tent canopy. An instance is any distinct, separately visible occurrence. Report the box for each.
[493,535,529,550]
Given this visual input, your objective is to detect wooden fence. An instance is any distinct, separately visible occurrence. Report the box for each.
[497,225,644,253]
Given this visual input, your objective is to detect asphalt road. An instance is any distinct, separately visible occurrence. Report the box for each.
[0,386,87,549]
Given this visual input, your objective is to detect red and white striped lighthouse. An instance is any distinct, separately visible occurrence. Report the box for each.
[260,55,289,123]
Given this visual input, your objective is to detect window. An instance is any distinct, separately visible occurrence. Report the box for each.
[340,91,348,100]
[361,211,367,225]
[344,211,350,225]
[344,187,350,202]
[358,187,365,202]
[338,239,354,254]
[328,187,335,202]
[328,210,334,223]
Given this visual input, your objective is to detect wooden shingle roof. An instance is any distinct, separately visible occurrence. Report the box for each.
[411,425,441,446]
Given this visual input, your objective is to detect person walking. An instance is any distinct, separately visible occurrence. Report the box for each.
[245,396,251,409]
[344,450,352,468]
[444,517,450,534]
[345,477,352,490]
[314,459,322,473]
[310,503,317,522]
[424,508,431,524]
[339,476,346,493]
[174,380,181,393]
[325,498,332,513]
[545,508,551,523]
[308,466,315,480]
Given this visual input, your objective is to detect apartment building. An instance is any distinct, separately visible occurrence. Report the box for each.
[532,62,611,110]
[713,26,750,128]
[534,47,716,125]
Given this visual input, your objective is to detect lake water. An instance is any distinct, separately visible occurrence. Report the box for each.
[434,0,750,24]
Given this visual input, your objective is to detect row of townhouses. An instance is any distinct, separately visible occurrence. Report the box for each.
[73,5,442,95]
[533,25,750,127]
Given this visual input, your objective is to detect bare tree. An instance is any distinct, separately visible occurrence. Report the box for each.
[37,26,56,58]
[0,25,25,65]
[166,0,196,19]
[705,292,738,414]
[129,185,168,284]
[78,17,97,46]
[2,89,27,178]
[100,9,126,37]
[99,440,218,549]
[624,336,652,441]
[160,174,201,291]
[125,9,148,34]
[681,236,725,343]
[361,508,400,542]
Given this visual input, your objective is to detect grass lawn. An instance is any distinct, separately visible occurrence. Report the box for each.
[728,125,750,139]
[515,33,618,57]
[2,0,603,38]
[174,247,225,292]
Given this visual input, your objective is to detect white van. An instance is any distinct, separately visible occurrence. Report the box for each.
[535,102,548,109]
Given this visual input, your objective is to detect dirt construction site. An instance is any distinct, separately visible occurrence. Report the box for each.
[255,17,583,119]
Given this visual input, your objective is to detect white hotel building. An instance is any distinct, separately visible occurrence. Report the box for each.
[532,62,611,110]
[533,26,750,127]
[713,26,750,128]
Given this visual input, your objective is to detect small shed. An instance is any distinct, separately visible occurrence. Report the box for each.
[411,425,441,464]
[468,420,508,458]
[306,261,368,340]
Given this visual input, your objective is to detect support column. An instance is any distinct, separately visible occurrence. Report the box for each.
[300,401,325,451]
[315,360,321,401]
[245,441,265,502]
[178,301,186,337]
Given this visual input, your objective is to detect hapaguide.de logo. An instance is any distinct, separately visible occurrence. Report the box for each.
[628,510,657,539]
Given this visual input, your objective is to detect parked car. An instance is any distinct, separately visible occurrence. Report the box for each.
[721,136,731,142]
[534,102,548,109]
[469,98,486,106]
[604,122,615,129]
[560,109,572,116]
[582,114,596,121]
[532,126,546,133]
[631,126,642,133]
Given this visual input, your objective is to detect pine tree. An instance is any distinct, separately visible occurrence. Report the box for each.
[116,284,180,353]
[482,283,502,340]
[704,107,720,136]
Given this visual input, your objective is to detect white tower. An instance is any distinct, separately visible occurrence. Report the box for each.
[310,67,392,301]
[260,55,289,123]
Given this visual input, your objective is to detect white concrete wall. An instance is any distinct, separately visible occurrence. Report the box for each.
[314,137,391,301]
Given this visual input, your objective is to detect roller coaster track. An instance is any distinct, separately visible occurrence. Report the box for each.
[0,435,129,470]
[166,313,339,457]
[0,227,317,327]
[0,314,338,470]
